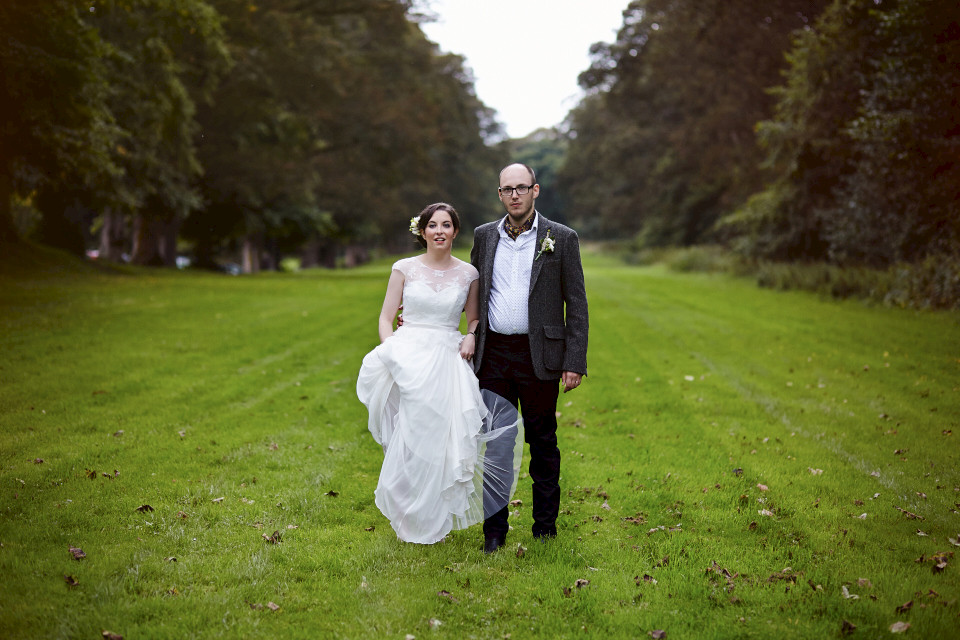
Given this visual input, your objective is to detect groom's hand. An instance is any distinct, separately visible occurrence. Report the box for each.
[561,371,582,393]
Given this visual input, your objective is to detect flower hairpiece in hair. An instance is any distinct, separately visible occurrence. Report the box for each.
[409,215,421,236]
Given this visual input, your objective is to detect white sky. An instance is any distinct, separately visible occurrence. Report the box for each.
[419,0,627,139]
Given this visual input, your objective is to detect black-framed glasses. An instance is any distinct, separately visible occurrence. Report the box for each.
[498,185,532,197]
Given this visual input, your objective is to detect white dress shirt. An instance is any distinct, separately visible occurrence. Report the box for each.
[488,212,539,335]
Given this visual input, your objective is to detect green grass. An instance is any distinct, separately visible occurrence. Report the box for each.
[1,246,958,639]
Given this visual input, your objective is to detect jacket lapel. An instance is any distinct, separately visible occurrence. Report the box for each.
[529,212,548,294]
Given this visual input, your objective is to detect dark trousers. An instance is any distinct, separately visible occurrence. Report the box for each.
[478,331,561,539]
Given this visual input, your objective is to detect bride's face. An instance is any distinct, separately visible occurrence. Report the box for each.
[423,210,457,251]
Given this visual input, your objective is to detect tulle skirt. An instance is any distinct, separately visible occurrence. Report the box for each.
[357,324,522,544]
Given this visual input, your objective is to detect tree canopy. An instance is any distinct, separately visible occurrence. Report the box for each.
[1,0,503,269]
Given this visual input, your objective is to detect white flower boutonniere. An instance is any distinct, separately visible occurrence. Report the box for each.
[408,215,421,236]
[535,229,555,261]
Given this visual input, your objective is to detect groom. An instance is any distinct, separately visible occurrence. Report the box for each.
[471,162,589,553]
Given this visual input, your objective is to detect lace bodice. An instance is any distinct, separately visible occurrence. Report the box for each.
[393,256,478,329]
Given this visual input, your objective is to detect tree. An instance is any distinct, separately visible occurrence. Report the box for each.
[0,1,117,247]
[722,0,960,265]
[562,0,829,244]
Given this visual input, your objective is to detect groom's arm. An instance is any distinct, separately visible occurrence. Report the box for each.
[560,229,589,377]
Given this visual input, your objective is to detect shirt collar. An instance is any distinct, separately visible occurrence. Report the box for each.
[497,211,539,236]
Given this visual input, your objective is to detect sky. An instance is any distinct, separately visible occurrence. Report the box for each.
[419,0,627,140]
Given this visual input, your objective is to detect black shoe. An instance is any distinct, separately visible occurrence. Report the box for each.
[483,535,505,554]
[533,532,556,544]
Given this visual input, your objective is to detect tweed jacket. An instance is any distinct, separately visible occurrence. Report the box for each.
[470,212,589,381]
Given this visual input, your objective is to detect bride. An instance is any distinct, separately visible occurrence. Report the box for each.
[357,202,521,544]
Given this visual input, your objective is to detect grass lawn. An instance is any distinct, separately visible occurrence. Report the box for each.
[1,245,958,639]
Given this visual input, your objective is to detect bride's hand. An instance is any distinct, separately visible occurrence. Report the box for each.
[459,333,475,360]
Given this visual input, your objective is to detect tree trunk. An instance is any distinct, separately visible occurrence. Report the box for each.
[0,173,18,245]
[300,237,337,269]
[158,217,180,267]
[98,208,127,261]
[130,213,165,265]
[242,233,261,273]
[344,243,369,267]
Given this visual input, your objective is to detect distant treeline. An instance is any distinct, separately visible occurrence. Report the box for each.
[558,0,960,269]
[3,0,958,277]
[0,0,504,270]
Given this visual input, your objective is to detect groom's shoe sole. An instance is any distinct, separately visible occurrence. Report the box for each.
[483,536,506,554]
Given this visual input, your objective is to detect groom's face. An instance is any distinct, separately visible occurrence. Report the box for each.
[499,165,539,223]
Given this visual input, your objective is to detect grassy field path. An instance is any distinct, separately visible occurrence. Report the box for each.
[1,249,958,639]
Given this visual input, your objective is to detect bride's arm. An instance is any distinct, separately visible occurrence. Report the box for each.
[459,279,480,359]
[378,270,404,342]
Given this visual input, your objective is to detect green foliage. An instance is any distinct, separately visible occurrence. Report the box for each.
[725,0,960,265]
[623,244,960,310]
[1,1,502,267]
[562,0,827,243]
[2,250,959,637]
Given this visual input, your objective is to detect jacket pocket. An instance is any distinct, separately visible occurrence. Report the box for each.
[542,324,565,371]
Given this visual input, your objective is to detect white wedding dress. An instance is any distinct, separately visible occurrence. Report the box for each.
[357,256,522,544]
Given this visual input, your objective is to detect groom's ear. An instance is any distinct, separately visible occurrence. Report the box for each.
[532,184,540,199]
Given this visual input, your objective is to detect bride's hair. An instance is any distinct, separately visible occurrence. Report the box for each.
[414,202,460,248]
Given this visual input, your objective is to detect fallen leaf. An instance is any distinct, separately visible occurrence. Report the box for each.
[113,430,124,437]
[437,590,458,603]
[890,621,910,633]
[177,430,186,438]
[85,469,97,479]
[933,560,947,574]
[34,458,44,464]
[266,602,280,611]
[841,585,859,600]
[509,499,522,507]
[68,546,86,560]
[948,535,960,547]
[574,579,590,588]
[895,506,923,520]
[896,600,913,614]
[516,544,526,558]
[136,504,154,513]
[601,501,611,510]
[622,513,647,524]
[808,468,824,475]
[857,578,873,588]
[841,620,856,636]
[165,557,176,562]
[325,490,339,497]
[177,511,189,519]
[732,468,743,476]
[649,631,667,639]
[247,601,264,610]
[562,586,573,597]
[917,529,928,537]
[211,497,224,503]
[262,530,282,544]
[287,524,299,530]
[64,574,79,587]
[428,618,442,629]
[758,509,774,517]
[101,631,123,640]
[268,442,278,450]
[757,483,769,492]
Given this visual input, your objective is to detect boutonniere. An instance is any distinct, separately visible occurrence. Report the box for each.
[535,229,555,261]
